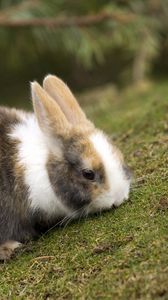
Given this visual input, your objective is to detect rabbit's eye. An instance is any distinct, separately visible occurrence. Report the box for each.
[82,169,95,181]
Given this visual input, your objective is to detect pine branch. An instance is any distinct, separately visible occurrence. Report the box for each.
[0,0,39,20]
[0,11,136,28]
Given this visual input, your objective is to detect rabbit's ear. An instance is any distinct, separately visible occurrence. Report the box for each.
[31,82,71,138]
[43,75,93,129]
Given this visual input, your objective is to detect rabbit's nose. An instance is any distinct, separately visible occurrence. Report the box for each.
[123,165,132,180]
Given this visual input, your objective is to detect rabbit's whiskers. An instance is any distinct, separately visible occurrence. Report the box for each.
[42,206,86,237]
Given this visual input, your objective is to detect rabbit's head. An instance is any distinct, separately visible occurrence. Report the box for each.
[31,75,131,217]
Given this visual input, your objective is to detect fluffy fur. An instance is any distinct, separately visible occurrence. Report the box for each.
[0,74,131,260]
[10,115,70,217]
[89,131,130,209]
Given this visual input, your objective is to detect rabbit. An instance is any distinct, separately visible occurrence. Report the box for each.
[0,75,131,260]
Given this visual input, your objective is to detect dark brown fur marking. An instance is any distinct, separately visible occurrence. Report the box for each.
[47,134,107,211]
[0,108,36,244]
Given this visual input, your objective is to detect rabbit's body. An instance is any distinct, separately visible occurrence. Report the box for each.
[0,108,38,245]
[0,108,68,244]
[0,75,131,260]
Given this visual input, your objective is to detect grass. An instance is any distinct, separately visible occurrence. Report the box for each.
[0,80,168,299]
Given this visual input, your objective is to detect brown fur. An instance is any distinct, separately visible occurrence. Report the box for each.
[43,75,93,129]
[69,133,109,200]
[0,107,36,246]
[39,79,111,208]
[13,150,29,218]
[47,129,109,210]
[32,82,71,138]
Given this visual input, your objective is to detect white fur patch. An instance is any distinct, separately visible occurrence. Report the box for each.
[89,131,130,210]
[10,114,70,217]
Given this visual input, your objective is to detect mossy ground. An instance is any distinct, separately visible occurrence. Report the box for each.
[0,81,168,299]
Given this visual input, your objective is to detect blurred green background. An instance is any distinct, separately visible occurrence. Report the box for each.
[0,2,168,299]
[0,0,168,108]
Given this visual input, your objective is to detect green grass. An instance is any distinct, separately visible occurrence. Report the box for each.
[0,80,168,300]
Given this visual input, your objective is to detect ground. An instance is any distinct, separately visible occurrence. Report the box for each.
[0,81,168,299]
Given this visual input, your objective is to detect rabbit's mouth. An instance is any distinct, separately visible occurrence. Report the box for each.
[85,180,131,214]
